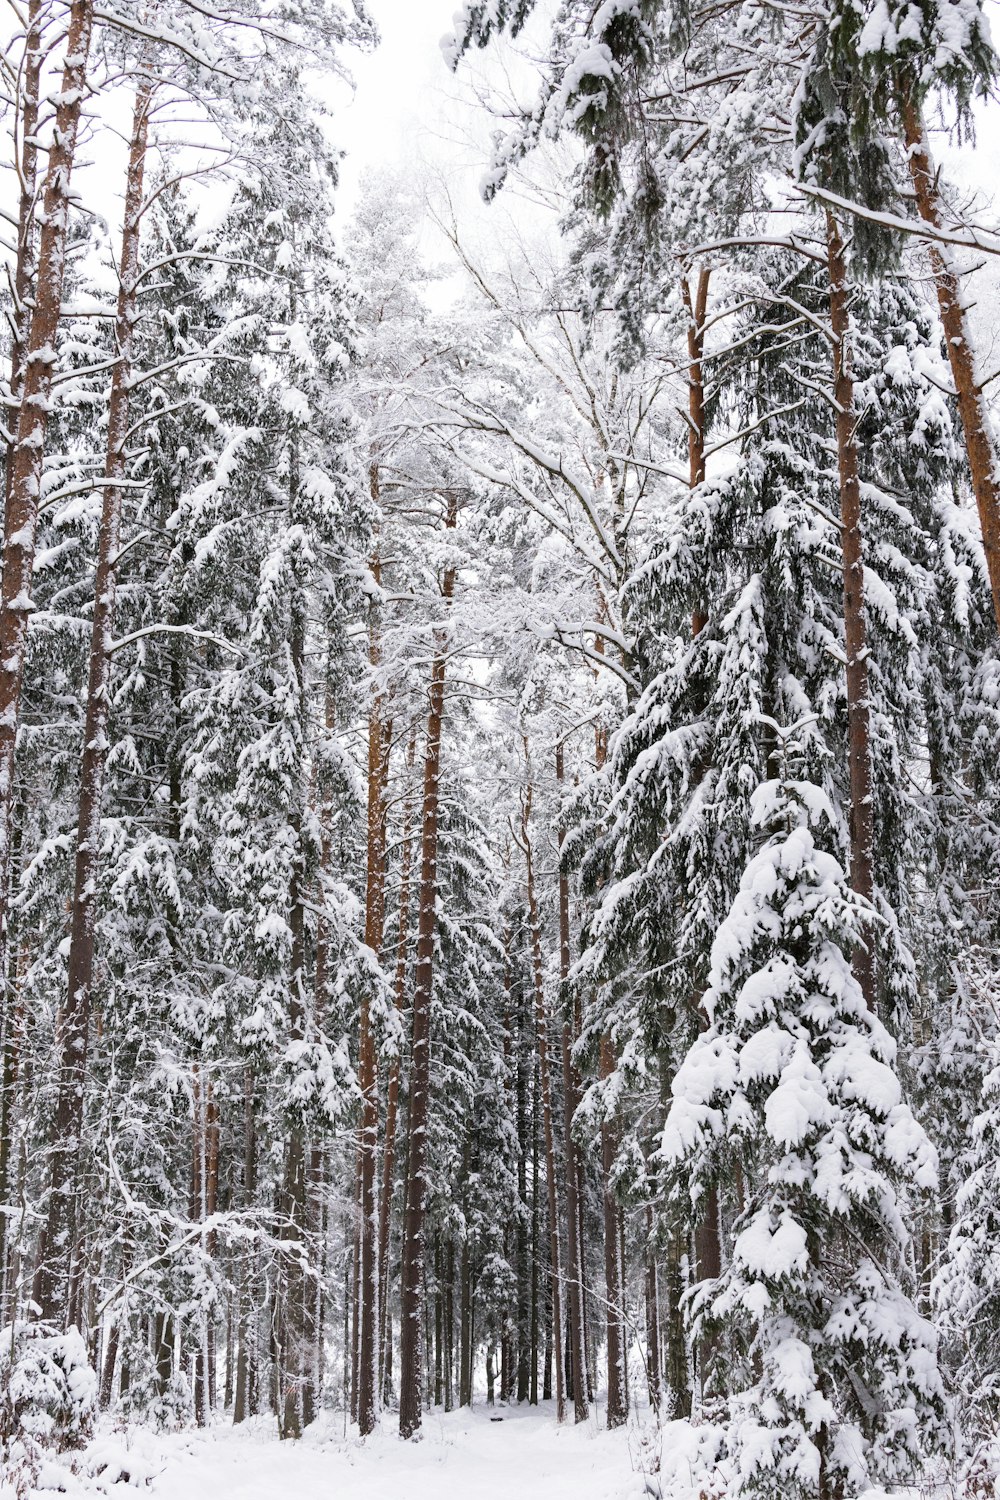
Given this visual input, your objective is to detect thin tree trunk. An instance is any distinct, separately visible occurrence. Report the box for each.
[398,495,458,1440]
[827,212,877,1008]
[686,270,724,1396]
[555,743,586,1423]
[460,1236,472,1407]
[530,1063,540,1406]
[5,1,43,507]
[645,1205,662,1412]
[356,519,387,1436]
[35,54,146,1332]
[378,731,415,1397]
[0,819,24,1319]
[590,712,628,1430]
[521,754,565,1424]
[599,1036,627,1427]
[898,89,1000,632]
[277,575,310,1438]
[233,1067,257,1425]
[0,0,95,994]
[444,1240,454,1412]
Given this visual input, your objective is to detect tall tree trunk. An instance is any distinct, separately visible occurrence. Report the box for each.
[357,520,387,1436]
[277,568,310,1438]
[0,0,95,986]
[35,74,152,1328]
[645,1205,662,1411]
[0,816,24,1319]
[590,712,628,1429]
[529,1060,540,1406]
[398,495,458,1440]
[378,731,415,1397]
[5,0,43,507]
[521,754,565,1424]
[555,743,586,1423]
[459,1236,472,1407]
[898,88,1000,633]
[686,269,723,1396]
[827,212,877,1008]
[233,1067,257,1425]
[599,1036,627,1426]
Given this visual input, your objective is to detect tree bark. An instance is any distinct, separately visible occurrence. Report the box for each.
[35,73,152,1328]
[591,712,628,1429]
[0,0,95,986]
[5,1,44,509]
[357,525,388,1435]
[521,753,565,1424]
[398,494,458,1439]
[827,212,877,1008]
[599,1036,627,1426]
[277,537,310,1437]
[378,734,414,1398]
[899,89,1000,634]
[555,743,587,1423]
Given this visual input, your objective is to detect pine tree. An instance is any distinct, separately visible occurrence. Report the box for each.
[661,765,947,1498]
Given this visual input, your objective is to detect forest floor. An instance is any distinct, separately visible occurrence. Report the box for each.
[12,1399,935,1499]
[17,1400,669,1500]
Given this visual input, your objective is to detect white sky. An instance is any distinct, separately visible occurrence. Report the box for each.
[332,0,472,213]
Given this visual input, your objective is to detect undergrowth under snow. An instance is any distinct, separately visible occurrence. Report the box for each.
[0,1402,943,1500]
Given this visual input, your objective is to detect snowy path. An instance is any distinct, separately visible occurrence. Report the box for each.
[96,1403,658,1500]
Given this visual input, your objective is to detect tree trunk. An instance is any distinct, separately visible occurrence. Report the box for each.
[0,0,95,987]
[357,522,387,1436]
[460,1237,472,1407]
[398,495,458,1439]
[683,270,725,1400]
[530,1066,540,1406]
[35,73,152,1327]
[5,1,43,508]
[899,88,1000,633]
[378,732,415,1398]
[233,1068,257,1425]
[555,743,587,1423]
[591,714,628,1430]
[277,577,310,1438]
[827,211,877,1008]
[444,1240,455,1411]
[599,1036,628,1427]
[645,1205,662,1412]
[0,821,24,1319]
[521,755,565,1424]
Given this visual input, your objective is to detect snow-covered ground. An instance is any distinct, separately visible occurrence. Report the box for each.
[10,1402,668,1500]
[5,1401,943,1500]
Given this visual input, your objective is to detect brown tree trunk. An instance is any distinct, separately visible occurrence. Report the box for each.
[35,73,152,1328]
[599,1036,627,1426]
[378,732,414,1397]
[233,1067,257,1425]
[521,754,565,1424]
[0,823,25,1319]
[683,270,720,1402]
[899,89,1000,634]
[277,565,310,1437]
[459,1236,472,1407]
[0,0,95,980]
[827,212,877,1008]
[591,713,628,1429]
[555,743,587,1423]
[529,1070,540,1406]
[645,1205,662,1411]
[398,495,458,1440]
[357,522,387,1436]
[5,1,44,507]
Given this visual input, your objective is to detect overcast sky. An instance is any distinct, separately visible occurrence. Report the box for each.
[333,0,485,213]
